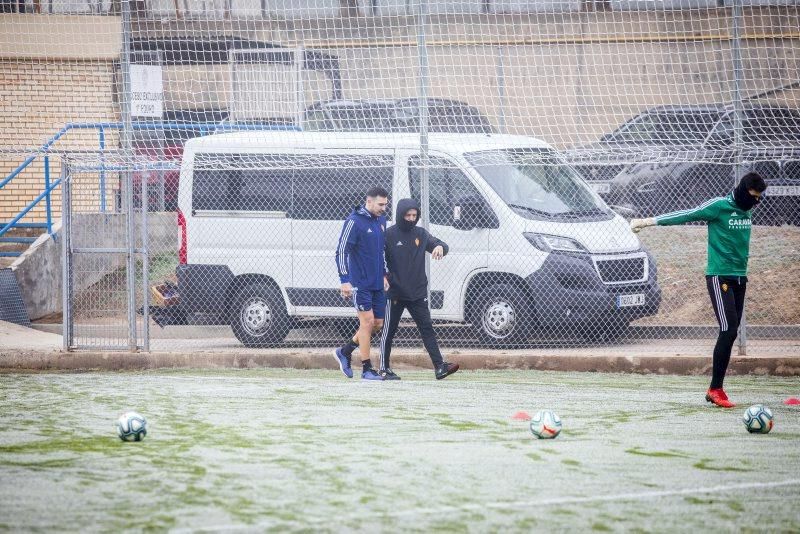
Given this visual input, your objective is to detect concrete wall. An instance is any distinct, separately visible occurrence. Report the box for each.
[12,212,177,320]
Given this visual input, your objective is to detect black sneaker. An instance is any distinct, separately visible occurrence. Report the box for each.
[380,368,401,380]
[435,362,459,380]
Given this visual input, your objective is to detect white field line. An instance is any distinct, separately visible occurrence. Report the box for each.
[175,478,800,532]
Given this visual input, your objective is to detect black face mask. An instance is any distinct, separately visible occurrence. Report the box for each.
[733,182,761,211]
[396,213,417,232]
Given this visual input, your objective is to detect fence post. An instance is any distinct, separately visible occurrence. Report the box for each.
[44,155,52,235]
[99,126,106,213]
[121,0,137,351]
[496,45,506,134]
[61,160,72,351]
[731,0,747,356]
[141,157,150,351]
[417,0,431,288]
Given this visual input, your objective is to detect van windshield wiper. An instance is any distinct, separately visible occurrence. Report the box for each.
[559,208,609,217]
[507,204,553,217]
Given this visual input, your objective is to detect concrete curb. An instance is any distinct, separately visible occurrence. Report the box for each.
[2,350,799,376]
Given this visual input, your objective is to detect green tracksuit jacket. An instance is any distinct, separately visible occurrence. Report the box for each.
[655,194,752,277]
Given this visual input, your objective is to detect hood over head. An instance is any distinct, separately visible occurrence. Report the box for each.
[395,198,421,231]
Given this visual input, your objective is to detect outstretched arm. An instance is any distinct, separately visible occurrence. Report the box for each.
[631,198,723,232]
[425,232,449,260]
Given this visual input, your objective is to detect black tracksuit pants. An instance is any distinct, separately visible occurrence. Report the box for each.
[705,275,747,389]
[379,297,444,371]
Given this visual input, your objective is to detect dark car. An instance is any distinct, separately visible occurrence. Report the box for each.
[573,104,800,225]
[302,98,495,134]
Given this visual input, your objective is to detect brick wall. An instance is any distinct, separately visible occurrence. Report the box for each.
[0,59,119,223]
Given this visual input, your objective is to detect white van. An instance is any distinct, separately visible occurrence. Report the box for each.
[176,132,661,346]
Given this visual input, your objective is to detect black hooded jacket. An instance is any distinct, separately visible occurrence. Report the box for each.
[385,198,449,301]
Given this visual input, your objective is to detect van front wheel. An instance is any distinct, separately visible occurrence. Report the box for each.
[230,282,290,347]
[470,283,531,347]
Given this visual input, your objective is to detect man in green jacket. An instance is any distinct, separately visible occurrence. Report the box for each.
[630,172,767,408]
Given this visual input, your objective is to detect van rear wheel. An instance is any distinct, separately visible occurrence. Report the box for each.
[230,282,290,347]
[470,283,532,348]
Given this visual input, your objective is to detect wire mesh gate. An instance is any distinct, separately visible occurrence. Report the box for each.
[62,153,177,351]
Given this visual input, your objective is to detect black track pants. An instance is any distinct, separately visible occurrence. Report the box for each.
[379,297,444,371]
[705,275,747,389]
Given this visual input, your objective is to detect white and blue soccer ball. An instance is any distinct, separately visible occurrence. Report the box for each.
[743,405,774,434]
[116,411,147,442]
[530,410,562,439]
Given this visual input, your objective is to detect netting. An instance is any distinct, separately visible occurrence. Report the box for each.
[2,1,799,354]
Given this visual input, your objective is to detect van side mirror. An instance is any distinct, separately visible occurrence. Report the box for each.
[453,196,496,230]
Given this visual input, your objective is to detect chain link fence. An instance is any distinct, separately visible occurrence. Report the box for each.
[3,1,796,354]
[62,148,799,353]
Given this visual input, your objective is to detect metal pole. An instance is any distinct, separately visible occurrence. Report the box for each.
[731,0,747,356]
[121,0,137,352]
[61,161,72,351]
[496,46,506,134]
[141,155,150,352]
[44,155,52,235]
[417,0,431,286]
[99,126,106,212]
[296,47,305,129]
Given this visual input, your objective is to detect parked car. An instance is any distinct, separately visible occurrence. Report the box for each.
[302,98,495,134]
[176,131,659,347]
[573,104,800,225]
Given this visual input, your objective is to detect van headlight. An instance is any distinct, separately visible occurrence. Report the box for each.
[524,233,586,253]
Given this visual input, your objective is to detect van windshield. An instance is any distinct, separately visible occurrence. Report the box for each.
[465,148,612,219]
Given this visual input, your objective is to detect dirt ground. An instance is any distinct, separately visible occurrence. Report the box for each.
[62,225,800,328]
[636,225,800,326]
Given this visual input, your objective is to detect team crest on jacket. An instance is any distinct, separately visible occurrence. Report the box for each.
[722,283,728,292]
[415,238,420,247]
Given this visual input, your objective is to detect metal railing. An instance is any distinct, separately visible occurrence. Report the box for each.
[0,121,300,256]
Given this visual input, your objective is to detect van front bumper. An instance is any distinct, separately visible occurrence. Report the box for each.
[524,250,661,327]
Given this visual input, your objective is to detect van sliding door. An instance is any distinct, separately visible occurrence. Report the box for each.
[290,152,394,313]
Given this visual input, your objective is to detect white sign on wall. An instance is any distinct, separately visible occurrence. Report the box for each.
[130,64,163,118]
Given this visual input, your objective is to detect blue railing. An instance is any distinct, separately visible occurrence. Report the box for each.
[0,121,299,257]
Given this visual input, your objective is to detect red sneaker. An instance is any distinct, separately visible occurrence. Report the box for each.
[706,388,736,408]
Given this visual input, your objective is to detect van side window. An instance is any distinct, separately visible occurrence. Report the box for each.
[193,169,233,210]
[293,155,394,221]
[409,155,487,226]
[192,154,392,218]
[192,155,292,212]
[238,168,293,212]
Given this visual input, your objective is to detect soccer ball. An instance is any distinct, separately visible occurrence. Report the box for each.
[530,410,562,439]
[742,404,774,434]
[116,411,147,442]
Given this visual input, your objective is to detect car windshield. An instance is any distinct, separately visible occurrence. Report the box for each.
[609,110,720,145]
[465,148,611,218]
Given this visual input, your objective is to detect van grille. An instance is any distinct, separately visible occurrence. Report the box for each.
[594,256,646,284]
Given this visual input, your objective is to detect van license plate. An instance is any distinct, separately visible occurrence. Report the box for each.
[617,294,645,308]
[591,182,611,194]
[768,185,800,197]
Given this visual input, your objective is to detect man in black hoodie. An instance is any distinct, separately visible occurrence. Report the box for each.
[379,198,459,380]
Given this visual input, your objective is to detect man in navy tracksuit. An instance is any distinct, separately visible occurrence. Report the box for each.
[333,187,389,380]
[379,198,459,380]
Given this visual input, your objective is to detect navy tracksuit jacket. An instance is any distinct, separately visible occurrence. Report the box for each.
[335,206,387,291]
